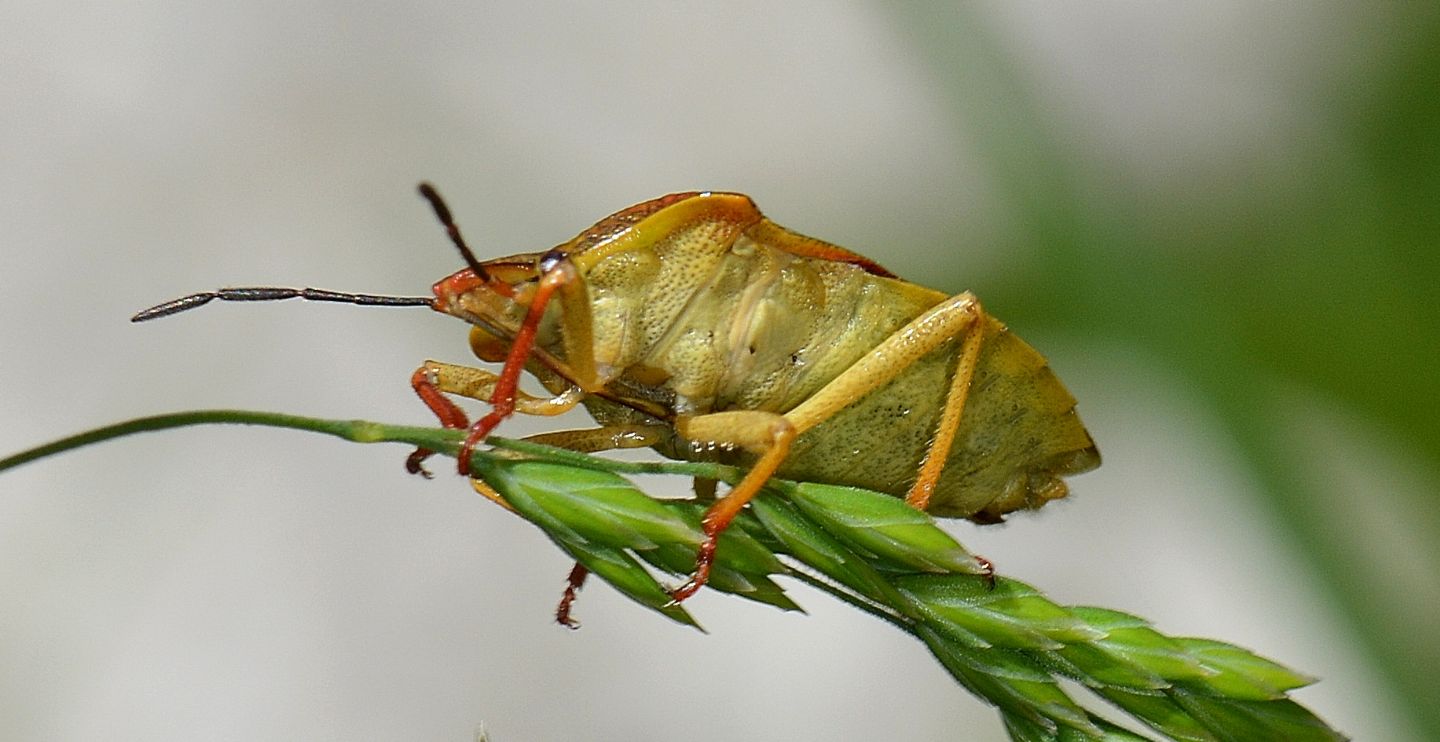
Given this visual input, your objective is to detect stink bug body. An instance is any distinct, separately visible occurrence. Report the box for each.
[135,185,1099,614]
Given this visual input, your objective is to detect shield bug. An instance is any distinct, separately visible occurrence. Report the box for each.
[134,185,1100,615]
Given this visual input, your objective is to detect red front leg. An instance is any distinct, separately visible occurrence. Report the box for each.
[406,365,471,477]
[410,255,577,478]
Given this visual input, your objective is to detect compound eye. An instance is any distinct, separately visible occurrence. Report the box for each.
[538,249,568,274]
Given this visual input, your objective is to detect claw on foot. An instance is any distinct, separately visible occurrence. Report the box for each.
[555,563,589,629]
[405,449,435,478]
[666,537,718,605]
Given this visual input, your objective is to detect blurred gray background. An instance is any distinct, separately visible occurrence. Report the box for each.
[2,3,1435,740]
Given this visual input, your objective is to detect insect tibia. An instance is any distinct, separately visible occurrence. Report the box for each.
[130,286,433,322]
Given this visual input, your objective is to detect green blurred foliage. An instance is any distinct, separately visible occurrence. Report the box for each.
[893,5,1440,738]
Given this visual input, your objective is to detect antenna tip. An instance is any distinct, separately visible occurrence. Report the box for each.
[417,182,453,224]
[131,293,215,322]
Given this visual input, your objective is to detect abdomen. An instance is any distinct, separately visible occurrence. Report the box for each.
[777,315,1098,520]
[595,236,1099,522]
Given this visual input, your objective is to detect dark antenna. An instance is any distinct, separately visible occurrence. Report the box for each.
[131,287,433,322]
[417,181,489,282]
[132,182,493,323]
